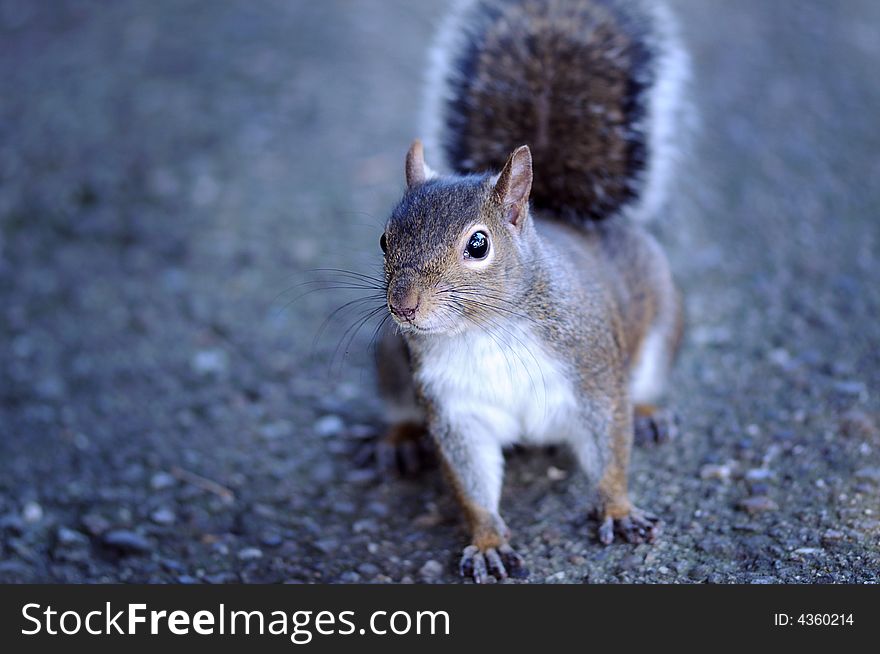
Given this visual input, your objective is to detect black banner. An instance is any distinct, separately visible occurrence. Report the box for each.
[0,585,875,651]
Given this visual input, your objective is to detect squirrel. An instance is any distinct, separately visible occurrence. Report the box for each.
[374,0,689,582]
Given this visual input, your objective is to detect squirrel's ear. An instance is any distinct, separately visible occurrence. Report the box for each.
[493,145,533,229]
[405,139,438,188]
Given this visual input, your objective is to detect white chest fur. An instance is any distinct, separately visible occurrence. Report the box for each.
[414,324,578,447]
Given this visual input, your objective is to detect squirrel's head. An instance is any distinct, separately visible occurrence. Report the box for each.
[381,140,534,335]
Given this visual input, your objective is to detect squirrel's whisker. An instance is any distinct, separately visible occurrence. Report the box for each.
[312,294,387,354]
[330,304,388,377]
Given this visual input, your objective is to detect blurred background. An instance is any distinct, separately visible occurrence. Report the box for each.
[0,0,878,583]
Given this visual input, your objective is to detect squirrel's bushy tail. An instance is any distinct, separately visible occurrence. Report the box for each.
[422,0,690,224]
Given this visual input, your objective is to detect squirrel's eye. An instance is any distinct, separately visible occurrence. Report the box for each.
[464,231,489,259]
[380,233,387,254]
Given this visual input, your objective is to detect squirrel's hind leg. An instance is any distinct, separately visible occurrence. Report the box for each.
[576,403,660,546]
[630,299,684,446]
[361,324,431,475]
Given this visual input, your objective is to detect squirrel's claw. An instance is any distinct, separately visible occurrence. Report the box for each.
[483,548,506,580]
[634,409,679,447]
[598,508,660,545]
[353,421,434,477]
[497,543,528,577]
[460,545,490,583]
[460,543,528,583]
[397,439,422,476]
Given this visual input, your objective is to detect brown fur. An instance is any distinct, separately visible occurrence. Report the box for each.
[384,420,425,446]
[634,403,658,418]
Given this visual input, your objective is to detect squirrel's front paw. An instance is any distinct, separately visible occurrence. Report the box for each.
[459,543,528,583]
[597,507,660,545]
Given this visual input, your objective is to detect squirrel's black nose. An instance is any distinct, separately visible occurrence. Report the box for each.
[388,287,421,322]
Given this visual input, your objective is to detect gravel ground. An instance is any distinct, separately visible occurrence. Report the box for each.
[1,0,878,584]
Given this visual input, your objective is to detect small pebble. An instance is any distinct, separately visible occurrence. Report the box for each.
[331,500,356,515]
[150,472,176,491]
[22,501,43,524]
[56,527,89,547]
[81,514,111,536]
[419,559,444,581]
[767,348,793,369]
[833,380,866,396]
[150,508,176,525]
[357,562,381,577]
[840,410,878,439]
[353,518,378,534]
[259,420,292,440]
[821,529,844,544]
[542,528,562,545]
[547,466,567,481]
[620,554,643,571]
[310,461,335,483]
[177,575,200,584]
[791,547,824,559]
[313,538,339,554]
[745,468,774,481]
[191,349,229,376]
[314,414,345,437]
[260,532,283,548]
[738,496,779,514]
[700,462,734,481]
[854,467,880,484]
[211,542,229,556]
[366,502,389,517]
[102,530,154,555]
[238,547,263,561]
